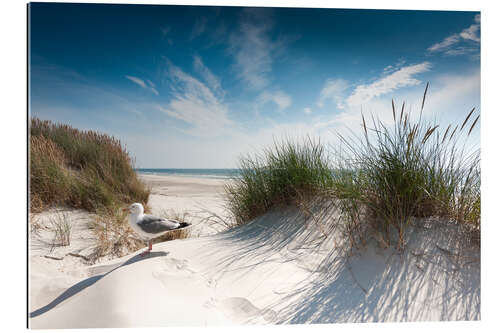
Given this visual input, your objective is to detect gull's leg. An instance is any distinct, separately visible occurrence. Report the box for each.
[140,240,152,256]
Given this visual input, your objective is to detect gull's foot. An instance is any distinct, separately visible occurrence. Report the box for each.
[140,250,151,257]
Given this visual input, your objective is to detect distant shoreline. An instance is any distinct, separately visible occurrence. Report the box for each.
[136,168,240,180]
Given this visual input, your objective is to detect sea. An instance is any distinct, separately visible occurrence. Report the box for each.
[136,168,241,180]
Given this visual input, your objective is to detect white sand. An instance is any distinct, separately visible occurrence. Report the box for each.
[139,174,232,236]
[29,208,99,312]
[29,175,480,328]
[28,174,231,315]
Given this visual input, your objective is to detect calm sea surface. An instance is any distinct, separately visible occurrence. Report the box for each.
[136,168,241,179]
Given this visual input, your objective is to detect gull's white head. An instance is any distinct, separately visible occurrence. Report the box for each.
[124,203,144,215]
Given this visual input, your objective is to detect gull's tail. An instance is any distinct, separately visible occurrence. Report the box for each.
[177,222,190,229]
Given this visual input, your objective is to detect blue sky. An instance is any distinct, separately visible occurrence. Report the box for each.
[29,3,480,168]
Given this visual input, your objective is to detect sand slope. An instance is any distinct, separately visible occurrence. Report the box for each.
[29,205,480,328]
[29,208,99,312]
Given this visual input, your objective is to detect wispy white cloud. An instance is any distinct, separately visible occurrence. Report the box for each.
[306,61,432,137]
[227,8,298,90]
[459,23,480,42]
[258,90,292,111]
[313,68,478,146]
[346,62,431,108]
[193,55,224,98]
[383,65,394,73]
[382,59,407,75]
[125,75,159,95]
[317,78,349,109]
[228,8,274,90]
[315,62,426,114]
[427,15,480,55]
[159,60,231,137]
[444,47,478,56]
[427,35,461,53]
[304,107,312,114]
[125,75,146,88]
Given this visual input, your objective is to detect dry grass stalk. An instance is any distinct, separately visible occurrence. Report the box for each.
[48,211,72,248]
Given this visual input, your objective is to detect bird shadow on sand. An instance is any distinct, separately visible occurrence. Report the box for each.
[30,251,169,318]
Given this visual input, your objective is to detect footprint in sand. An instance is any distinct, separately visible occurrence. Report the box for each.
[217,297,277,323]
[164,258,196,273]
[206,278,217,288]
[152,258,197,285]
[203,297,217,309]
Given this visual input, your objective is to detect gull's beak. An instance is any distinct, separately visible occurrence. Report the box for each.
[121,207,129,212]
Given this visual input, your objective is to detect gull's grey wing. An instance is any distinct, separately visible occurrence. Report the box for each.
[137,215,180,234]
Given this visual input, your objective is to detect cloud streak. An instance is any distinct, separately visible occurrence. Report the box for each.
[228,8,275,90]
[427,35,461,53]
[317,78,349,109]
[193,55,224,98]
[159,59,232,137]
[427,14,480,55]
[316,62,430,113]
[227,8,297,90]
[125,75,159,95]
[258,90,292,111]
[346,62,431,108]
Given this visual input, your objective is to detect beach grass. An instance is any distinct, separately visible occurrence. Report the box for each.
[30,117,153,260]
[225,86,480,249]
[332,87,480,248]
[87,206,143,261]
[30,117,150,212]
[224,137,334,225]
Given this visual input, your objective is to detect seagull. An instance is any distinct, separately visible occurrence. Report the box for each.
[122,203,190,255]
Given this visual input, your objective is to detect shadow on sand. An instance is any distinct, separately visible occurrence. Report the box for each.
[30,251,169,318]
[198,200,480,324]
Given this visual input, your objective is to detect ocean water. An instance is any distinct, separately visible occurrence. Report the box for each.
[136,168,241,179]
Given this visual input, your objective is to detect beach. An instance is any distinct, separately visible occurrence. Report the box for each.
[138,173,232,236]
[29,173,233,318]
[29,172,480,328]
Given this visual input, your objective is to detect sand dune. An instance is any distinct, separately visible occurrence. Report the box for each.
[29,191,480,328]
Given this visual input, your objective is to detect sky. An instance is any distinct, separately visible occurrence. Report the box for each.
[29,3,480,168]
